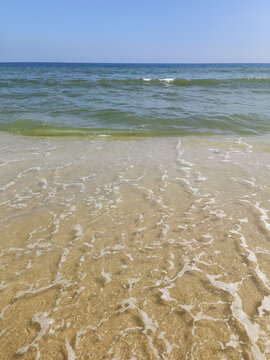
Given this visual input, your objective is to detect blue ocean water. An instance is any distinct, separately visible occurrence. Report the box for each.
[0,63,270,136]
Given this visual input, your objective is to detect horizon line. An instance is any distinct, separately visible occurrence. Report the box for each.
[1,61,270,65]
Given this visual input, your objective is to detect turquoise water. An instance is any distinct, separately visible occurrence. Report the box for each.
[0,63,270,136]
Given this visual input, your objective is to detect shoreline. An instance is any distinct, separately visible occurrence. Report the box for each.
[1,128,270,140]
[1,133,270,358]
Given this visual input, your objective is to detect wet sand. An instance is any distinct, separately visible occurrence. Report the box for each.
[0,133,270,359]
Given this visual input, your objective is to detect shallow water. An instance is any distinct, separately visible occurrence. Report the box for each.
[1,133,270,359]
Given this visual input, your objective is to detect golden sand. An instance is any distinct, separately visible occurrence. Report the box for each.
[0,133,270,359]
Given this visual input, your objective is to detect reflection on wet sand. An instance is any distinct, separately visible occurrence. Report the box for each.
[0,133,270,359]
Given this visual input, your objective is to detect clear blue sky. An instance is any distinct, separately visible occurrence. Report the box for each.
[1,0,270,63]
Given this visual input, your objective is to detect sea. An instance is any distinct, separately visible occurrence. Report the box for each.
[0,63,270,359]
[1,63,270,136]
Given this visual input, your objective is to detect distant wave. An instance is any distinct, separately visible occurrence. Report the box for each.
[2,76,270,88]
[142,77,270,86]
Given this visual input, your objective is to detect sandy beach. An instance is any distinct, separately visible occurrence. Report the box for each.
[1,133,270,359]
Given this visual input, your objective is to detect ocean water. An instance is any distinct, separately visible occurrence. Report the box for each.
[1,63,270,136]
[1,64,270,359]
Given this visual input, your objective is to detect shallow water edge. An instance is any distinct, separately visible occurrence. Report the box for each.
[0,133,270,359]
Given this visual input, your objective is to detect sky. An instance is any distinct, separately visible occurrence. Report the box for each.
[1,0,270,63]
